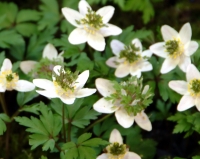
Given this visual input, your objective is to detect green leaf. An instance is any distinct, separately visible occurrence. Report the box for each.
[20,104,40,115]
[64,147,79,159]
[42,139,55,151]
[192,156,200,159]
[16,9,41,23]
[0,113,11,135]
[78,146,96,159]
[62,142,76,150]
[81,138,109,147]
[77,53,94,71]
[77,133,92,144]
[17,90,38,106]
[16,23,37,37]
[0,51,5,66]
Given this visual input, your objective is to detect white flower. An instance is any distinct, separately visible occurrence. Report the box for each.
[106,39,153,78]
[0,58,35,92]
[33,65,96,105]
[93,78,152,131]
[169,64,200,111]
[61,0,122,51]
[20,43,64,75]
[150,22,199,74]
[97,129,141,159]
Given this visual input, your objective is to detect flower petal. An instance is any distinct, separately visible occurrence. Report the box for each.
[184,41,199,56]
[142,85,149,94]
[61,7,83,27]
[99,24,122,37]
[115,64,130,78]
[57,51,64,62]
[96,153,108,159]
[96,6,114,23]
[76,88,96,98]
[124,152,141,159]
[78,0,91,15]
[109,129,123,144]
[141,50,152,57]
[178,56,191,72]
[115,108,134,128]
[161,25,179,41]
[160,58,177,74]
[130,68,141,78]
[59,96,76,105]
[149,42,167,58]
[168,80,188,95]
[15,80,35,92]
[177,95,195,111]
[36,90,57,98]
[140,61,153,72]
[95,78,115,97]
[42,43,58,60]
[33,79,54,90]
[135,111,152,131]
[132,38,142,52]
[179,22,192,45]
[0,85,6,92]
[75,70,89,89]
[1,58,12,72]
[20,61,37,74]
[53,65,64,76]
[110,39,125,56]
[68,28,88,45]
[106,57,118,68]
[186,64,200,82]
[93,98,117,113]
[87,32,105,51]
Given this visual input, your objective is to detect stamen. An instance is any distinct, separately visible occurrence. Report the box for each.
[188,79,200,97]
[106,142,127,159]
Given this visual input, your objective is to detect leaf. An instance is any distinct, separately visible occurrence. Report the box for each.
[77,53,94,71]
[78,146,96,159]
[16,9,41,23]
[0,51,5,66]
[17,90,38,106]
[81,138,109,147]
[0,113,11,135]
[62,142,76,150]
[16,23,37,37]
[77,133,92,144]
[42,139,55,151]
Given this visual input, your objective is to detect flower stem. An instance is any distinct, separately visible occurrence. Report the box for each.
[67,121,71,142]
[84,114,112,133]
[62,103,67,142]
[0,93,8,115]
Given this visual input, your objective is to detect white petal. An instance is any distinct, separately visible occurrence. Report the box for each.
[36,90,57,98]
[195,98,200,111]
[53,65,63,76]
[168,80,188,95]
[93,98,117,113]
[142,85,149,94]
[130,68,141,78]
[78,0,91,15]
[96,153,108,159]
[110,39,125,56]
[178,56,191,72]
[0,85,6,92]
[160,58,177,74]
[109,129,123,144]
[177,95,195,111]
[61,7,83,27]
[179,23,192,45]
[57,51,64,62]
[20,61,37,74]
[87,32,105,51]
[69,28,88,45]
[76,88,96,98]
[75,70,89,89]
[115,64,130,78]
[124,152,141,159]
[1,58,12,72]
[106,57,118,68]
[135,112,152,131]
[99,24,122,37]
[184,41,199,56]
[140,61,153,72]
[115,108,134,128]
[15,80,35,92]
[132,38,142,52]
[141,50,152,57]
[186,64,200,82]
[59,96,76,105]
[42,43,58,60]
[96,6,114,23]
[95,78,115,97]
[33,79,54,90]
[161,25,179,41]
[149,42,167,58]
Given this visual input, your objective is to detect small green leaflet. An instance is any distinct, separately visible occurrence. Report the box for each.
[0,113,11,135]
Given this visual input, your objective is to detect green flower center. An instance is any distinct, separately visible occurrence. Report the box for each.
[188,79,200,96]
[76,8,106,33]
[6,74,14,81]
[119,44,141,63]
[107,142,126,156]
[165,39,184,59]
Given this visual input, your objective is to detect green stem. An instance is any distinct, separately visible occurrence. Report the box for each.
[62,103,67,142]
[67,121,71,142]
[0,93,8,115]
[84,114,112,133]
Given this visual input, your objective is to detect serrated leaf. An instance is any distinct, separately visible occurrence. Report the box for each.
[64,147,79,159]
[16,9,41,23]
[78,146,96,159]
[62,142,76,150]
[17,90,38,106]
[16,23,37,37]
[81,138,109,147]
[77,133,92,144]
[42,139,55,151]
[0,113,11,135]
[29,134,49,150]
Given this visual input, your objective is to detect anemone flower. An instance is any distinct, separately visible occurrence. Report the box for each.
[150,22,198,74]
[62,0,122,51]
